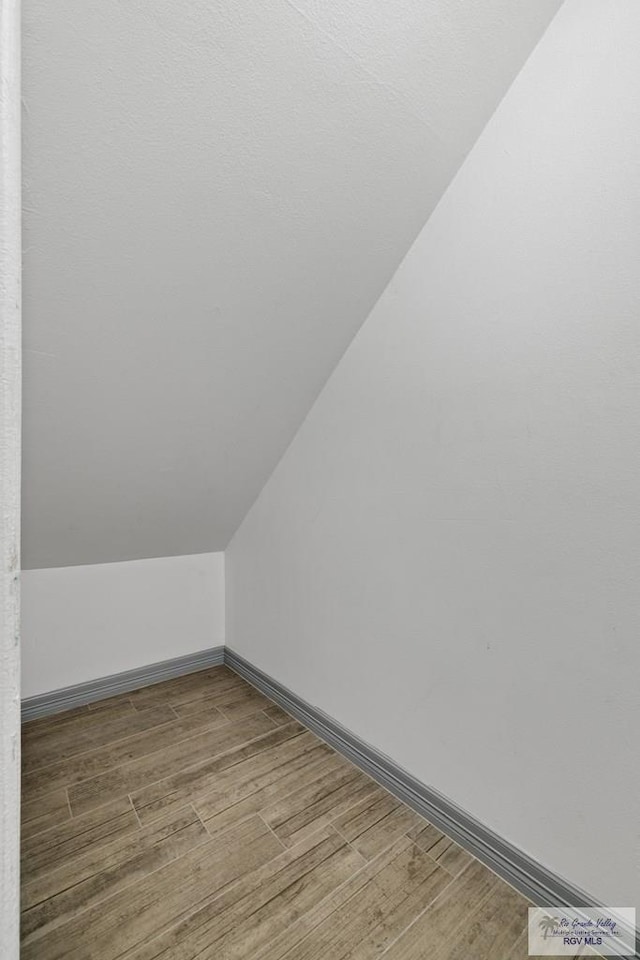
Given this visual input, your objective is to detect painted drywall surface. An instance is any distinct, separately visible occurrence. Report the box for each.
[21,0,561,568]
[21,553,224,698]
[228,0,640,908]
[0,0,21,953]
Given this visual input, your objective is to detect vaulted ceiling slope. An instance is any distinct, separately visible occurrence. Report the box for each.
[22,0,562,568]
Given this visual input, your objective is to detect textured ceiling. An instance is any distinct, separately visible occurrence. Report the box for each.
[22,0,562,568]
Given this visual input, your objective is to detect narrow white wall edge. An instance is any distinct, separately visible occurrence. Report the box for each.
[0,0,22,955]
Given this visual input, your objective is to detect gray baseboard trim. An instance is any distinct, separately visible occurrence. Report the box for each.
[224,647,604,914]
[21,646,225,722]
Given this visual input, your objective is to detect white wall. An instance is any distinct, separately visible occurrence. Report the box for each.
[22,553,224,698]
[0,0,21,953]
[228,0,640,910]
[21,0,560,570]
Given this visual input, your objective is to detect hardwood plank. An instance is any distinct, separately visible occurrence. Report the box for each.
[126,825,365,960]
[217,688,274,721]
[168,680,270,716]
[22,806,209,943]
[380,859,500,959]
[22,699,133,741]
[21,796,138,880]
[20,815,283,960]
[279,839,453,960]
[332,788,423,860]
[23,704,176,773]
[86,695,135,711]
[128,667,246,711]
[253,836,436,960]
[171,694,240,719]
[261,763,381,848]
[131,720,308,824]
[192,731,330,825]
[196,748,347,838]
[424,879,528,960]
[68,711,278,816]
[22,702,228,801]
[407,821,474,877]
[21,788,70,839]
[262,703,292,725]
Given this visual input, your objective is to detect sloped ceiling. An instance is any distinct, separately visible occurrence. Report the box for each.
[22,0,562,568]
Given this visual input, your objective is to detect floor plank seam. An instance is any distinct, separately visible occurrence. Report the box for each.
[327,821,369,865]
[261,708,281,727]
[402,828,464,881]
[256,812,289,852]
[189,801,211,838]
[129,795,143,828]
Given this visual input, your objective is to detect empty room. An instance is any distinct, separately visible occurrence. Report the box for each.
[1,0,638,957]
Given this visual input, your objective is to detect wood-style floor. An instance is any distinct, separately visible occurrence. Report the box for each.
[21,665,573,959]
